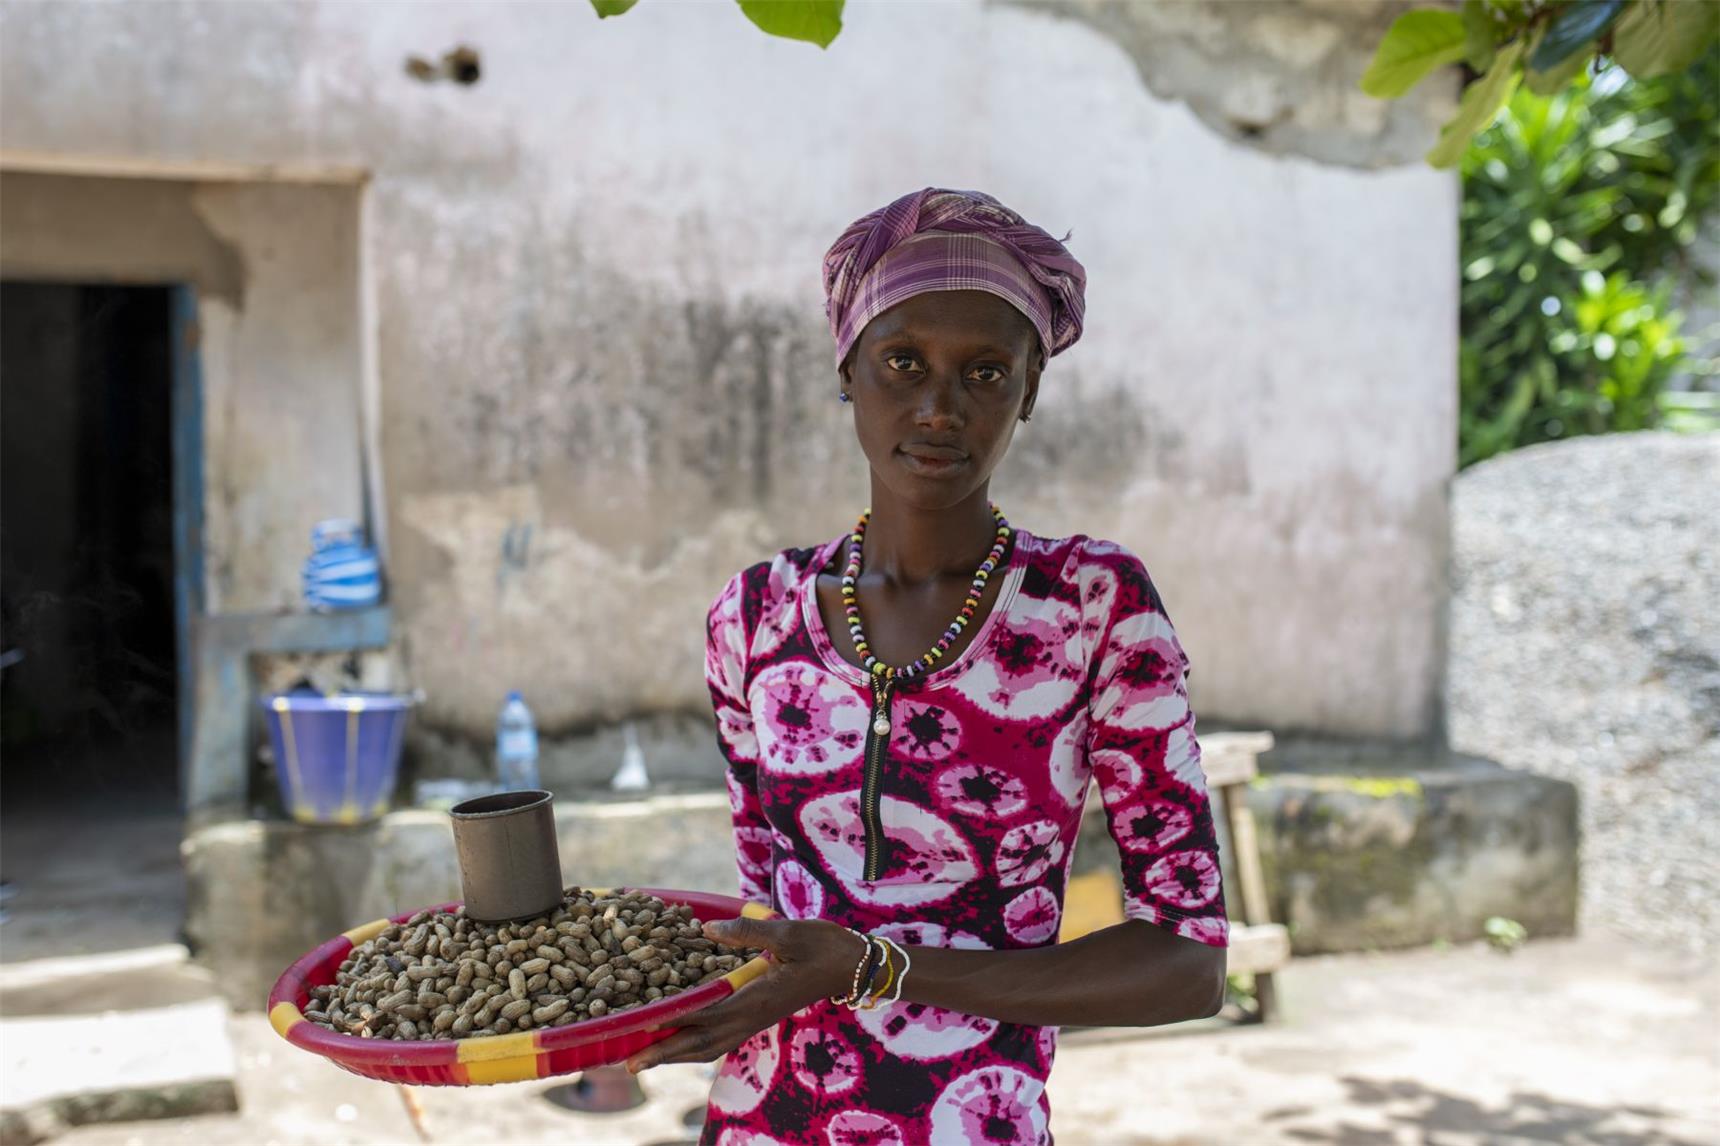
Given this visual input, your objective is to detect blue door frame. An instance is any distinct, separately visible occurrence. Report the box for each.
[169,284,206,804]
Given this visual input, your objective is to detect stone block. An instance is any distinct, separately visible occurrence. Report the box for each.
[1250,740,1579,953]
[1072,739,1579,955]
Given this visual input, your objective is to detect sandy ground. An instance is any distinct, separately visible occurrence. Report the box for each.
[33,933,1718,1146]
[0,739,186,964]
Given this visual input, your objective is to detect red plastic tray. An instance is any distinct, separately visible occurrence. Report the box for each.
[268,887,777,1085]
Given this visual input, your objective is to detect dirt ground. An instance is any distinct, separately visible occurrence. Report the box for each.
[33,932,1718,1146]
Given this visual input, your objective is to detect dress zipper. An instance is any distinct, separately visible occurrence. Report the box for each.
[861,673,894,882]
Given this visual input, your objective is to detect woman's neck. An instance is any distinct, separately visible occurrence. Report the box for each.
[859,479,998,586]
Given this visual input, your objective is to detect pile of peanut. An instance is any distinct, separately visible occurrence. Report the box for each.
[304,888,760,1040]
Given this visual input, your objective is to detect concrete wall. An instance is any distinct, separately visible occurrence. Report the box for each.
[0,0,1458,742]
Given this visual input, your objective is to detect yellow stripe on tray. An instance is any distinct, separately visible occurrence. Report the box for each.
[723,955,772,992]
[456,1029,542,1085]
[342,918,392,946]
[718,903,777,991]
[269,1001,306,1039]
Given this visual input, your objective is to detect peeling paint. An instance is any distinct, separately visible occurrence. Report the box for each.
[1001,0,1458,169]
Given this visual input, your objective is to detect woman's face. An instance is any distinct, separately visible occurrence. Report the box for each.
[840,290,1042,512]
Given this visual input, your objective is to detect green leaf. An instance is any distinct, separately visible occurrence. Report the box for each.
[1463,0,1502,71]
[590,0,639,16]
[1612,0,1720,78]
[1361,9,1468,98]
[1428,39,1527,167]
[736,0,844,48]
[1528,0,1626,72]
[1523,25,1594,95]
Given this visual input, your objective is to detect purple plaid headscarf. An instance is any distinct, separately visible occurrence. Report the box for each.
[822,188,1087,368]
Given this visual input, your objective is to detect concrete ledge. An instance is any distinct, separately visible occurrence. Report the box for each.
[0,946,221,1018]
[191,742,1579,1010]
[184,791,740,1009]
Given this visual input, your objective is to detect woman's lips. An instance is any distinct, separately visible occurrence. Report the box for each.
[897,446,968,477]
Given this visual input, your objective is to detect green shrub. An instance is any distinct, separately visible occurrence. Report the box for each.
[1459,48,1718,467]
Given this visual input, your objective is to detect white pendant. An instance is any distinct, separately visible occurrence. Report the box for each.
[873,717,890,737]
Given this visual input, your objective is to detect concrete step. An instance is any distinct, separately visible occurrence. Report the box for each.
[0,948,238,1145]
[0,945,219,1017]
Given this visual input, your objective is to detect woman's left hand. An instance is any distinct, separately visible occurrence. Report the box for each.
[623,916,866,1073]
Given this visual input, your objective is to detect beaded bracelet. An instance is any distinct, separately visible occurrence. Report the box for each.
[871,936,912,1006]
[827,927,880,1007]
[855,937,888,1000]
[858,946,896,1010]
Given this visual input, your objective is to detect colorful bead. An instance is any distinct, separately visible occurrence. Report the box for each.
[842,503,1010,683]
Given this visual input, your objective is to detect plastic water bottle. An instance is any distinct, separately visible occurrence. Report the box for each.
[496,692,540,791]
[610,721,650,792]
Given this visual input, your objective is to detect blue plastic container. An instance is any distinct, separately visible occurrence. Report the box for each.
[262,692,415,824]
[303,519,383,611]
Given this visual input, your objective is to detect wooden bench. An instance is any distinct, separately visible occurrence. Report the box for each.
[1201,731,1290,1021]
[1060,730,1291,1023]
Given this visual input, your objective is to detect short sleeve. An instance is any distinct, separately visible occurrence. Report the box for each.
[706,572,773,909]
[1084,548,1229,948]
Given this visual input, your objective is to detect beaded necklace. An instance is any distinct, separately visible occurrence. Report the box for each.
[841,503,1011,700]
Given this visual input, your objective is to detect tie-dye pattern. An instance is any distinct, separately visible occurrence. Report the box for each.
[701,530,1228,1144]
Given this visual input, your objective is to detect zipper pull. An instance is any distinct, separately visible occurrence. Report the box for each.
[871,675,893,737]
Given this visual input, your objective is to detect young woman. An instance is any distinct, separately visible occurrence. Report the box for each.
[626,188,1229,1145]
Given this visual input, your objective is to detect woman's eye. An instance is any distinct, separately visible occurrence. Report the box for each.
[885,354,919,373]
[971,366,1006,384]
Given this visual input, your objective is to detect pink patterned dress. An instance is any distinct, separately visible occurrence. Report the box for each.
[701,528,1229,1145]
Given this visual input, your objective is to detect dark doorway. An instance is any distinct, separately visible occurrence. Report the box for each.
[1,281,186,957]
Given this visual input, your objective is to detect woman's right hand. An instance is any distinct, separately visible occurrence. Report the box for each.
[624,916,866,1073]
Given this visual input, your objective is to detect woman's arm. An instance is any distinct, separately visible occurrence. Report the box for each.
[624,914,1222,1073]
[874,917,1225,1027]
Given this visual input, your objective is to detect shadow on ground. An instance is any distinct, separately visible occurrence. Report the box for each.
[1267,1075,1708,1146]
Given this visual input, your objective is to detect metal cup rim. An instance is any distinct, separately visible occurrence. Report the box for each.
[449,789,554,820]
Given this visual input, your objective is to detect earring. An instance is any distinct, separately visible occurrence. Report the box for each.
[1021,411,1033,423]
[839,392,852,404]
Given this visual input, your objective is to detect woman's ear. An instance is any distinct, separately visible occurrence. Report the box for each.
[838,354,858,404]
[1020,357,1043,423]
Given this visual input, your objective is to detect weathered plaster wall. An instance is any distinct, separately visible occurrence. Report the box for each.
[0,0,1458,741]
[1010,0,1456,168]
[0,172,366,612]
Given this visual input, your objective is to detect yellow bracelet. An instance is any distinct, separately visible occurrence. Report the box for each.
[858,947,896,1010]
[873,936,911,1006]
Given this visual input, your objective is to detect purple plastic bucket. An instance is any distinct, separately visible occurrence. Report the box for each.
[262,692,415,824]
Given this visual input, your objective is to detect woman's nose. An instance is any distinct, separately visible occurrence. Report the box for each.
[915,374,964,428]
